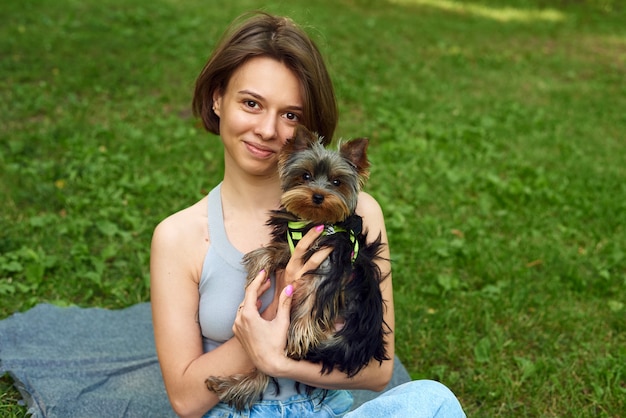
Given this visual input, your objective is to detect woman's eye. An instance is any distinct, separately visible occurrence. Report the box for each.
[284,112,300,122]
[244,100,259,109]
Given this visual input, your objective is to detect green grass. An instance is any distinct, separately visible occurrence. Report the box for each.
[1,0,625,416]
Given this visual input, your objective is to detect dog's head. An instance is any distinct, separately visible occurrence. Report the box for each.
[277,125,370,224]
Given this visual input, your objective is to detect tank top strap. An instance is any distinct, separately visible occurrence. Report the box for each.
[207,183,245,271]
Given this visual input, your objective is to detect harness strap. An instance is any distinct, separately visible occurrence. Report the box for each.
[287,221,359,263]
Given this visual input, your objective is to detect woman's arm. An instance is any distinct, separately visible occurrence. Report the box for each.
[234,191,395,392]
[150,207,259,418]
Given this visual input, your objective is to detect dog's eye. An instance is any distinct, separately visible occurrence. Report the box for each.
[332,179,341,187]
[302,172,312,181]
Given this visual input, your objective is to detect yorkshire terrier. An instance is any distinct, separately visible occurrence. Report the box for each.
[205,125,389,410]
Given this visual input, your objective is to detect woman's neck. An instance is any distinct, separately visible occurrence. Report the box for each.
[220,172,282,215]
[219,172,283,252]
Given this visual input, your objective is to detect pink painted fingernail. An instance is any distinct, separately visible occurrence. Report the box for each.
[260,269,271,283]
[285,285,294,297]
[315,225,324,232]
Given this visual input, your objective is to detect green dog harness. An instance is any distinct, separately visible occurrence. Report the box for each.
[287,221,359,263]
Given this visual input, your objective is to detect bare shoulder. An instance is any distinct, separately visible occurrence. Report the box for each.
[155,195,207,232]
[151,196,209,258]
[356,191,384,221]
[356,191,387,243]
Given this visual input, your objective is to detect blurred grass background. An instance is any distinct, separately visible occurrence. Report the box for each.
[1,0,625,416]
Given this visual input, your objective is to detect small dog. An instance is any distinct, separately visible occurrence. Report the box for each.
[205,125,389,410]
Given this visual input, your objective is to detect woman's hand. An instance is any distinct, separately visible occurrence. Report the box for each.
[232,270,294,375]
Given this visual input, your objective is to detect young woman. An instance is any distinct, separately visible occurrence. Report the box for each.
[150,12,465,418]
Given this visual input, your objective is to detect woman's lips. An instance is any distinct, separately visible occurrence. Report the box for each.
[244,141,275,158]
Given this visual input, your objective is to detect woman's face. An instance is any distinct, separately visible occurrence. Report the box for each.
[213,56,303,178]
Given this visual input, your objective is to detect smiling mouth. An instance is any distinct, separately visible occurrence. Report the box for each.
[244,141,275,158]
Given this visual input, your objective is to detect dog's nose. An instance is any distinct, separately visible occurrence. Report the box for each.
[312,194,325,205]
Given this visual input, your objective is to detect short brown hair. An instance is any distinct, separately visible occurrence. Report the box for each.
[192,12,337,145]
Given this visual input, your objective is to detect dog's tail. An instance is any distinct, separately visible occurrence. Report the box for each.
[205,369,270,411]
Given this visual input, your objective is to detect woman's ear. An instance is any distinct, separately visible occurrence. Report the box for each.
[212,91,222,117]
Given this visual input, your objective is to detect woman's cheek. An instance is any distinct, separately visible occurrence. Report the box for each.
[279,126,297,145]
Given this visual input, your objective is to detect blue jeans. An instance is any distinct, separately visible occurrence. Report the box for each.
[347,380,466,418]
[203,380,465,417]
[203,389,353,417]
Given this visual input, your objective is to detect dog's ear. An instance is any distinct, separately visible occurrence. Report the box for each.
[340,138,370,181]
[283,125,318,154]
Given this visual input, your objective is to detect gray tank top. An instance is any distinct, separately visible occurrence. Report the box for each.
[198,183,299,400]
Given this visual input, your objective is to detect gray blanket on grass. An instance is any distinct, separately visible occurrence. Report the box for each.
[0,303,410,418]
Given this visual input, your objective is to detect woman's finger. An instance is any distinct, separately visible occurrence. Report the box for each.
[303,246,332,272]
[275,284,294,328]
[241,269,267,312]
[292,224,325,257]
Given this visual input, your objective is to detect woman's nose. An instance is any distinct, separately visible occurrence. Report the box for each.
[254,113,278,141]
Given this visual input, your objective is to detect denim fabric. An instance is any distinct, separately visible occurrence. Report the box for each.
[347,380,466,418]
[0,303,465,418]
[202,380,466,418]
[203,390,353,418]
[0,303,176,418]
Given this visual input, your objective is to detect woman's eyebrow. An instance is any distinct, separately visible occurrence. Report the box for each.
[237,89,303,112]
[237,89,263,99]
